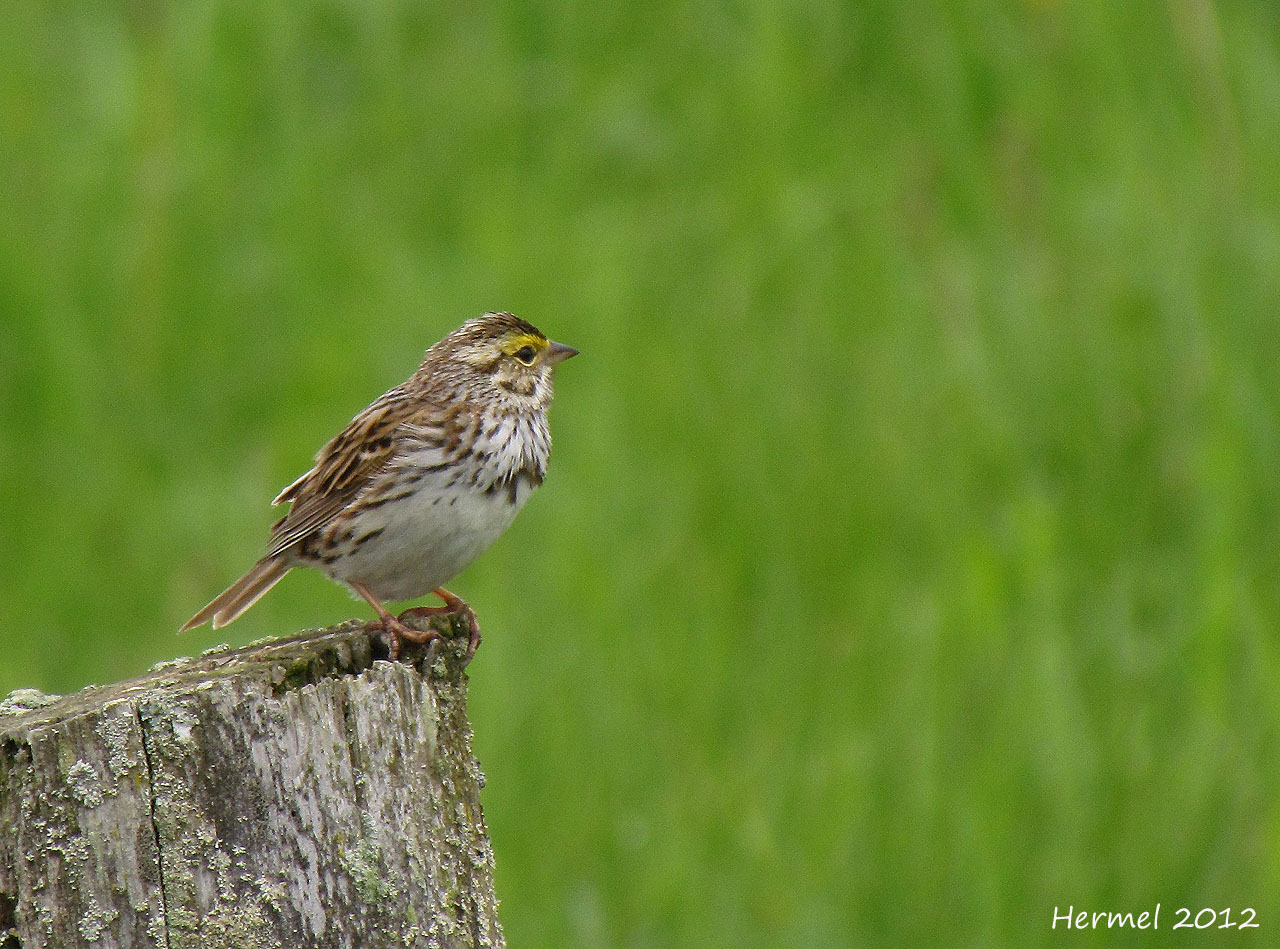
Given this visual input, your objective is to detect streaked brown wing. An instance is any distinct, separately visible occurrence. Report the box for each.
[265,387,413,558]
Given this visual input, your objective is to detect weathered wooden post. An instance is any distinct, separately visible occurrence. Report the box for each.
[0,620,504,949]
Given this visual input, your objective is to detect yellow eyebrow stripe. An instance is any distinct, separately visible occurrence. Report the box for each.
[502,333,548,355]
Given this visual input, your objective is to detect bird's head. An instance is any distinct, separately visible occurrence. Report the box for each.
[428,312,578,406]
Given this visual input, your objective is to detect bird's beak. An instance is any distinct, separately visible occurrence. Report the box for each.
[544,341,579,365]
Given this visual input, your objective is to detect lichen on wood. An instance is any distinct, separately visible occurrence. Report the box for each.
[0,620,504,949]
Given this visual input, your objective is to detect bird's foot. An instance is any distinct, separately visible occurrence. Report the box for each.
[352,581,443,661]
[399,587,482,665]
[372,615,442,661]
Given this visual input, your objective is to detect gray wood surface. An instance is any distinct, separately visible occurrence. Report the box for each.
[0,620,504,949]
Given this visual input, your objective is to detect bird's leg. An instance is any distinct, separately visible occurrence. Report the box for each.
[398,586,482,665]
[353,582,440,660]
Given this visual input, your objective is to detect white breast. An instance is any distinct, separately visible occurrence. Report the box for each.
[324,470,531,602]
[317,414,547,603]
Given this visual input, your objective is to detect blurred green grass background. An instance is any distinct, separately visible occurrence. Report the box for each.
[4,0,1280,944]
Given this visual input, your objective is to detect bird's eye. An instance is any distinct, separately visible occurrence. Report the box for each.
[513,346,537,365]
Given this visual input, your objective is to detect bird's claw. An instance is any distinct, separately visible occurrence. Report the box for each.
[398,597,482,666]
[374,615,442,661]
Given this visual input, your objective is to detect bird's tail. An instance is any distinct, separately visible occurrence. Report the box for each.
[179,557,291,632]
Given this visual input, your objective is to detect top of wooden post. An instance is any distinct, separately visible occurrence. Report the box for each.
[0,619,505,949]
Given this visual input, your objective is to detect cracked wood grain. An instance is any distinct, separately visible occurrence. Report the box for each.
[0,620,504,949]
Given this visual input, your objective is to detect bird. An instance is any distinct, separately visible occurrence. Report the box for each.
[181,312,577,662]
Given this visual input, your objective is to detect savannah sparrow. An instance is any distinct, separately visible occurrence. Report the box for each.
[181,312,577,662]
